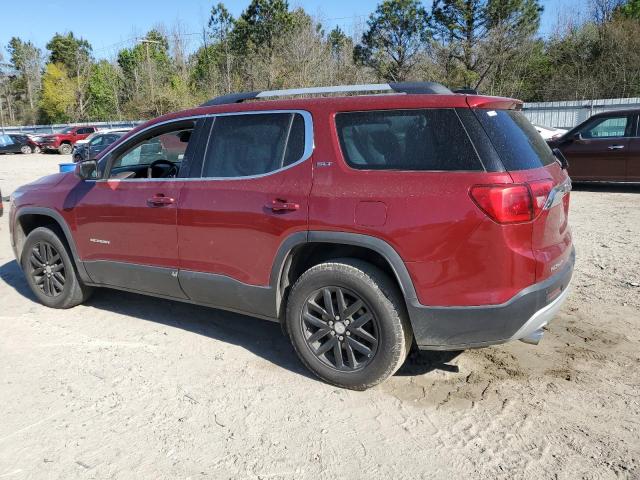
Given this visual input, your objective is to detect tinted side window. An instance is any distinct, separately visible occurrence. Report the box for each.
[581,116,629,139]
[473,109,556,171]
[202,113,306,178]
[335,109,482,171]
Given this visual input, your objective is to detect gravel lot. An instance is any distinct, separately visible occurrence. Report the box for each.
[1,153,639,479]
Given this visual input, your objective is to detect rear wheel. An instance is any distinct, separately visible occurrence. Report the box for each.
[58,143,72,155]
[20,145,33,154]
[286,259,412,390]
[21,227,93,309]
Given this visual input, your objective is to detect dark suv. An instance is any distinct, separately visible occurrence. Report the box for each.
[548,108,640,182]
[9,83,574,390]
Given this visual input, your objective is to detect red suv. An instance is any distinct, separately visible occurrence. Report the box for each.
[35,125,98,154]
[9,83,574,390]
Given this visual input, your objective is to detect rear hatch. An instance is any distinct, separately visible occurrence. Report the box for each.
[471,108,573,283]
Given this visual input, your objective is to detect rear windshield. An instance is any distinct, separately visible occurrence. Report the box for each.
[335,109,482,171]
[473,109,556,170]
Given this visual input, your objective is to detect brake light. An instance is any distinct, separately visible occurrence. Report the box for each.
[470,180,555,224]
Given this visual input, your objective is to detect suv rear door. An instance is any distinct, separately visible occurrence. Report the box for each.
[176,111,312,317]
[560,113,632,181]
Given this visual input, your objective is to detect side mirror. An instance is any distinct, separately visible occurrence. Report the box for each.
[572,132,584,142]
[553,148,569,170]
[75,159,98,180]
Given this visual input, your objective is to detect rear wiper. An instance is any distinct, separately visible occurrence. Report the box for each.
[552,148,569,170]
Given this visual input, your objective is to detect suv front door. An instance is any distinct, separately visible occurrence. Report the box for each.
[627,114,640,181]
[563,113,632,181]
[176,111,313,318]
[71,119,204,298]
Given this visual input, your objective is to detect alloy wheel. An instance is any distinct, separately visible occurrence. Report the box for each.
[301,286,379,372]
[29,241,66,297]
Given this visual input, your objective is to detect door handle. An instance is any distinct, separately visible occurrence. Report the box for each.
[147,195,175,207]
[608,145,625,150]
[267,199,300,212]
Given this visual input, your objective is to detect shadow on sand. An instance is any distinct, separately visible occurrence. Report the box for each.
[0,259,462,383]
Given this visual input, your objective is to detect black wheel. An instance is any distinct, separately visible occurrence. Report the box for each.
[21,227,93,308]
[20,145,33,154]
[58,143,72,155]
[286,259,412,390]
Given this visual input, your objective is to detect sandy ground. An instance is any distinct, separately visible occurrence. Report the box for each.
[0,153,639,479]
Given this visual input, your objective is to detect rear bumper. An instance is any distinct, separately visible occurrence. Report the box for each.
[409,247,575,350]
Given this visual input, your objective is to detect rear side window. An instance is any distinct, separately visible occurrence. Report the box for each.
[202,113,306,178]
[474,109,556,170]
[335,109,482,171]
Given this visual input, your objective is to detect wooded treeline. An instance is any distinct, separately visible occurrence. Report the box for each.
[1,0,640,125]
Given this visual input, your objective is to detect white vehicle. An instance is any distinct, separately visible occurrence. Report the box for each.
[74,128,132,146]
[534,124,567,140]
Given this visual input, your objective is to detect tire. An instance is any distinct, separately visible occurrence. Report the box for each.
[286,259,412,390]
[20,145,33,154]
[21,227,93,309]
[34,146,41,154]
[58,143,72,155]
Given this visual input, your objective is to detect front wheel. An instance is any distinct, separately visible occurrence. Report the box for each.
[58,144,72,155]
[20,145,33,154]
[21,227,93,309]
[286,259,412,390]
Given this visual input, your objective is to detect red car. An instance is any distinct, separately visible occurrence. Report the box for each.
[9,83,574,389]
[34,125,98,155]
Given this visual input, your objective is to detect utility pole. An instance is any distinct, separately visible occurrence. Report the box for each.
[0,62,9,134]
[138,38,162,116]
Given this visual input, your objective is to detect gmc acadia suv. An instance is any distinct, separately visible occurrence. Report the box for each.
[9,82,574,390]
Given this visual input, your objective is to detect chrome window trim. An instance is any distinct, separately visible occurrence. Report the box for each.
[97,110,314,183]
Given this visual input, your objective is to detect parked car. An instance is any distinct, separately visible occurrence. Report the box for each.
[9,82,574,390]
[0,134,39,154]
[72,130,129,162]
[548,108,640,182]
[34,126,98,155]
[534,124,567,140]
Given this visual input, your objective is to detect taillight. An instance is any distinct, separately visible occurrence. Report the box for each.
[470,180,554,224]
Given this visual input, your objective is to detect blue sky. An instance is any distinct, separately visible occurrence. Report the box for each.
[1,0,588,60]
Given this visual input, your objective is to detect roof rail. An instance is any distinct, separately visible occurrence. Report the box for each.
[200,82,453,107]
[453,88,478,95]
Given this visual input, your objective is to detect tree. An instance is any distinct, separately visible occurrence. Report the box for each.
[618,0,640,18]
[46,32,92,75]
[117,30,173,116]
[209,3,235,92]
[86,60,121,120]
[40,63,75,123]
[354,0,431,81]
[328,27,350,58]
[232,0,295,88]
[431,0,542,88]
[7,37,43,119]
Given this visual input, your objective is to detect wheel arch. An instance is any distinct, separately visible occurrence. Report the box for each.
[271,231,418,320]
[14,207,91,283]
